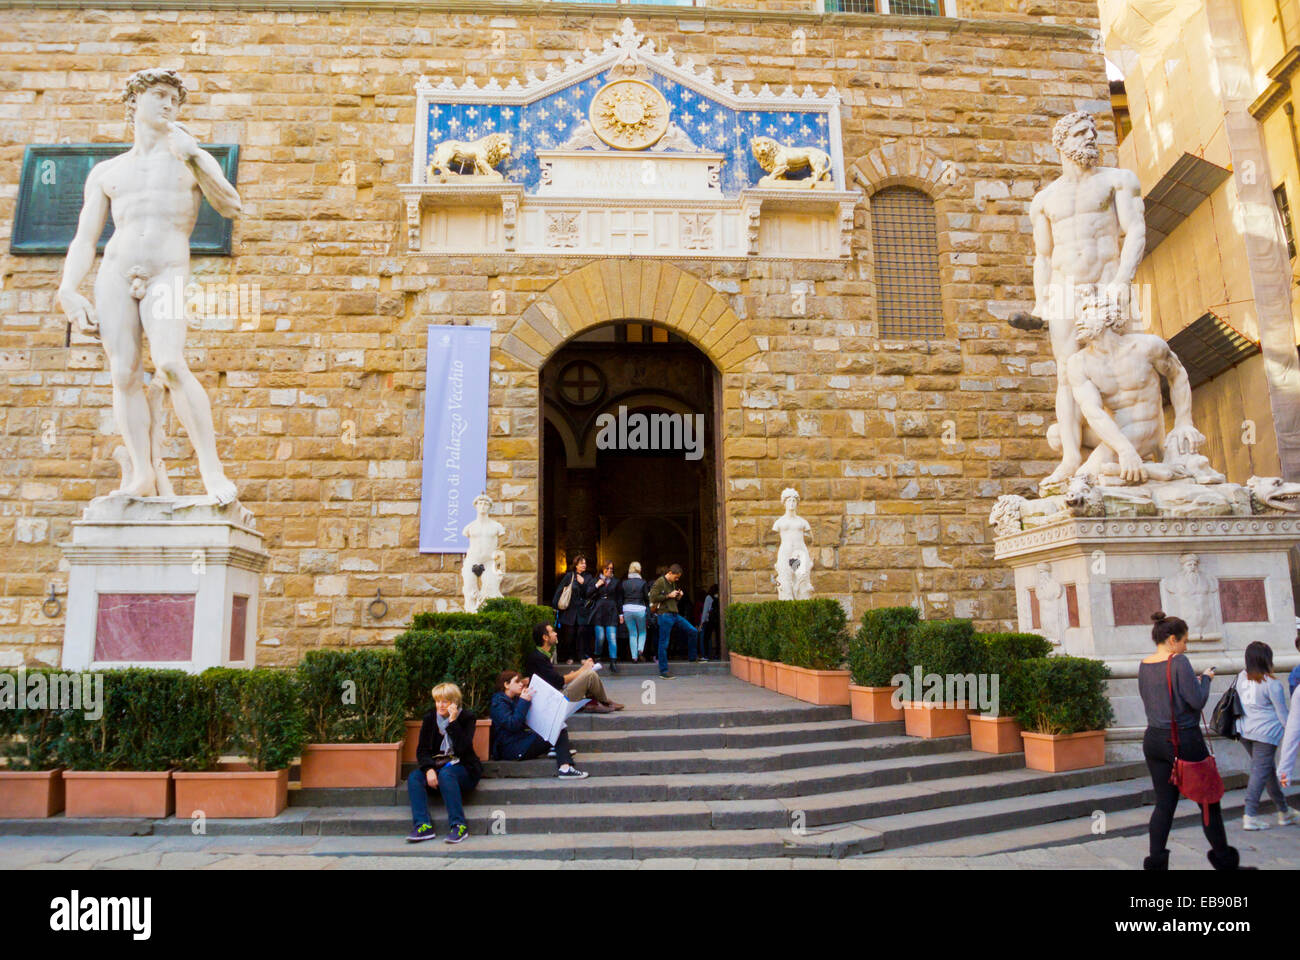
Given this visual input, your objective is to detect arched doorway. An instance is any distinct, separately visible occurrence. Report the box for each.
[541,321,721,662]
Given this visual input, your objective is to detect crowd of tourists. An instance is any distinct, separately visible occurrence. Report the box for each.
[1140,613,1300,870]
[552,556,719,679]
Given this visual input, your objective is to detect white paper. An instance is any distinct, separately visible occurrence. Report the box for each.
[525,677,587,745]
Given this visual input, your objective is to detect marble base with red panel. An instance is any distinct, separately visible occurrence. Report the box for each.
[60,495,268,673]
[994,513,1300,740]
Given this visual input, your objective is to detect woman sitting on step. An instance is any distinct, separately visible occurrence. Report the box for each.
[405,682,481,845]
[489,670,588,779]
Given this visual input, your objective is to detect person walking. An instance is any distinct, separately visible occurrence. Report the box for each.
[1137,612,1241,869]
[552,554,589,665]
[586,561,623,673]
[698,583,720,661]
[649,562,699,679]
[621,561,650,663]
[1235,640,1295,830]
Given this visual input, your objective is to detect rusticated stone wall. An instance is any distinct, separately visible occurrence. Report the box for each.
[0,1,1111,665]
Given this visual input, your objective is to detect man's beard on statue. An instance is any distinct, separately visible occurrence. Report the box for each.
[1062,142,1100,167]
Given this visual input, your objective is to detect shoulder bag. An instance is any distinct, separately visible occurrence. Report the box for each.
[1167,658,1225,825]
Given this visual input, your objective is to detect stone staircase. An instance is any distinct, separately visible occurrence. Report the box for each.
[5,675,1288,859]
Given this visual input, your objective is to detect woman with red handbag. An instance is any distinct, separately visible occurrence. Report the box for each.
[1138,612,1241,870]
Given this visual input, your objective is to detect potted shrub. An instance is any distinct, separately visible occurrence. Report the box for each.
[967,632,1051,754]
[173,668,307,818]
[59,669,206,818]
[297,649,408,788]
[0,668,66,818]
[1007,656,1114,771]
[778,599,850,705]
[847,606,918,722]
[395,625,517,762]
[901,619,983,738]
[723,603,760,685]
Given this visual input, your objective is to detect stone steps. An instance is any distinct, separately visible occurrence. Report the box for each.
[298,749,1027,806]
[554,717,894,752]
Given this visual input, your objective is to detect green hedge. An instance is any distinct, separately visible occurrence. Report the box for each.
[978,632,1052,717]
[906,619,984,678]
[199,668,307,772]
[395,623,519,719]
[0,670,65,771]
[479,597,555,667]
[58,669,210,771]
[848,606,919,687]
[296,650,408,745]
[725,599,847,669]
[1005,657,1114,735]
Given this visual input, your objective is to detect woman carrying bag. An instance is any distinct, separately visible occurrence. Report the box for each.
[552,554,589,665]
[1137,612,1240,870]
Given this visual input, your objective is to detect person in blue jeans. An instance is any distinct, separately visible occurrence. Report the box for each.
[649,563,699,679]
[1235,641,1295,831]
[621,562,650,662]
[405,682,482,844]
[489,670,587,778]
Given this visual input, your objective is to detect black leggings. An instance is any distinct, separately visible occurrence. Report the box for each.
[521,727,575,769]
[1143,726,1229,858]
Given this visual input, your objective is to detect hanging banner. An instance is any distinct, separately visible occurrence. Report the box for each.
[419,325,490,553]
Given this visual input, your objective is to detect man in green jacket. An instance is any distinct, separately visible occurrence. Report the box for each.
[649,563,701,678]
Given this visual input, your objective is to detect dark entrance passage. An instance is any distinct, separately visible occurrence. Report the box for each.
[540,322,721,663]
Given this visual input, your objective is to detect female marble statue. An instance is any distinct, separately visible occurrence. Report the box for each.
[773,487,814,601]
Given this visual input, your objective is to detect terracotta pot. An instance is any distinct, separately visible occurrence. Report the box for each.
[776,662,798,698]
[63,771,174,819]
[174,766,289,819]
[849,685,903,723]
[968,715,1024,754]
[795,667,851,705]
[1021,729,1106,772]
[401,720,422,764]
[730,654,750,683]
[0,769,65,818]
[902,701,971,739]
[299,742,403,788]
[761,660,780,691]
[473,718,492,762]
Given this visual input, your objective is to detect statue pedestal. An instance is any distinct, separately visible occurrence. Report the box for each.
[59,495,269,673]
[994,514,1300,664]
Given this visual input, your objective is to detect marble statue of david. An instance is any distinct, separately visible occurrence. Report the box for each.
[58,69,241,504]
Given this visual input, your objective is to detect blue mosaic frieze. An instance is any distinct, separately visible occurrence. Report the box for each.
[425,70,835,196]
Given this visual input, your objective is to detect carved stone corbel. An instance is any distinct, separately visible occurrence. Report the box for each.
[406,197,421,251]
[502,194,519,252]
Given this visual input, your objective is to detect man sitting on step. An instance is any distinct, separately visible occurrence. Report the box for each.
[526,622,624,714]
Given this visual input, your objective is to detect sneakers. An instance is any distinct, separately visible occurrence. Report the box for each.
[1242,814,1270,831]
[557,765,589,779]
[660,672,676,679]
[1279,809,1297,826]
[445,824,469,844]
[406,823,437,843]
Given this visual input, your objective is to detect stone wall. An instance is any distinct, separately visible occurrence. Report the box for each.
[0,2,1110,665]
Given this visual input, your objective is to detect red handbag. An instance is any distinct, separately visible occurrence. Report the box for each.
[1167,659,1225,824]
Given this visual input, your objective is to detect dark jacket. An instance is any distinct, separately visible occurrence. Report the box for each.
[586,575,622,627]
[621,575,649,607]
[489,692,544,759]
[553,571,589,627]
[524,646,567,693]
[414,707,482,780]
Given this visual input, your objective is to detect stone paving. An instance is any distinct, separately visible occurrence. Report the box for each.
[3,804,1298,870]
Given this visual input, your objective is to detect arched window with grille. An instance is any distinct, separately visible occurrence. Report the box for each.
[870,186,944,340]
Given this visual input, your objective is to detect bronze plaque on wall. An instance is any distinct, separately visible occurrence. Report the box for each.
[10,143,239,255]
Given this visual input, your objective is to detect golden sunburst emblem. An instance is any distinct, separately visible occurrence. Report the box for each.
[589,79,670,151]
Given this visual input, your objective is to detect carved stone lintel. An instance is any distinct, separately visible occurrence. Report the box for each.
[680,212,715,251]
[545,210,580,248]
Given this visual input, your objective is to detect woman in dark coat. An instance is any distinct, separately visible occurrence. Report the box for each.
[586,560,623,673]
[552,554,589,665]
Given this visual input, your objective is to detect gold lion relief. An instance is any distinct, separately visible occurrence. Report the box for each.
[427,132,513,182]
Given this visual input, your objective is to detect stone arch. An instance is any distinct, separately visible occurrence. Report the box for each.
[850,142,958,200]
[498,260,761,372]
